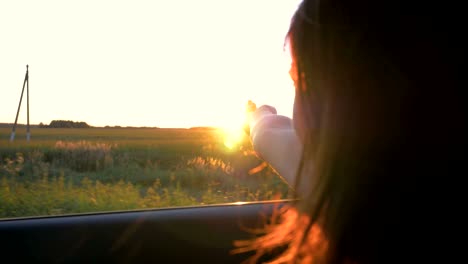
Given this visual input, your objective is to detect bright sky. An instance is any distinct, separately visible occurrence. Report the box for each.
[0,0,300,128]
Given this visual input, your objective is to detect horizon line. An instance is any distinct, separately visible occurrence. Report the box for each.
[0,122,220,129]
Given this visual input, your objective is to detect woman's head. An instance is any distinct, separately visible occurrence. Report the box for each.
[259,0,463,263]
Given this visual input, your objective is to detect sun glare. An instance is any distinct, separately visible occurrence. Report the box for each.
[222,127,245,150]
[218,107,249,150]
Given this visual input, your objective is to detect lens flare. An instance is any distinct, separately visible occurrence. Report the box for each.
[218,108,249,150]
[222,127,245,149]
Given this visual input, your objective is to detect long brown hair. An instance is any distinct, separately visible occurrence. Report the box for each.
[235,0,464,263]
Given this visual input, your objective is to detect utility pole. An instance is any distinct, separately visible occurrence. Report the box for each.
[10,65,30,142]
[26,64,30,142]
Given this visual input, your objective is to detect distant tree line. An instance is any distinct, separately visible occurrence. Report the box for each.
[0,123,39,128]
[40,120,92,128]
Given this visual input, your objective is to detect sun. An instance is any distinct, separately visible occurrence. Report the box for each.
[222,126,245,150]
[218,107,250,150]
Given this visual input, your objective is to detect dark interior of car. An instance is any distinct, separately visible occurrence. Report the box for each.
[0,200,290,263]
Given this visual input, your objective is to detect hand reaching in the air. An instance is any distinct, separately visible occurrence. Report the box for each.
[243,100,257,135]
[244,101,278,135]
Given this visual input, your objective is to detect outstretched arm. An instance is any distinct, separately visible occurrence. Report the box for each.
[249,106,302,190]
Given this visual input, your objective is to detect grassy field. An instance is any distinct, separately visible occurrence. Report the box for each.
[0,127,290,219]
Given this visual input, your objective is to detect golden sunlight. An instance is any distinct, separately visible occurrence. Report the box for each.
[218,103,251,150]
[222,127,245,150]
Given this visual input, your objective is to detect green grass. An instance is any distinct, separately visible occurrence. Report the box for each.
[0,127,290,219]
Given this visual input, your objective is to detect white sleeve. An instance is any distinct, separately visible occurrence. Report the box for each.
[249,108,302,190]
